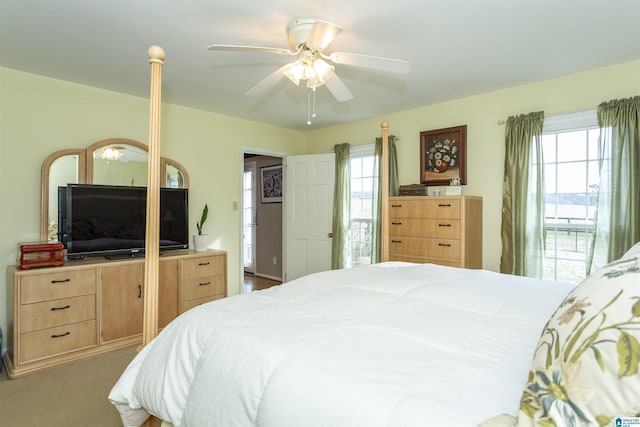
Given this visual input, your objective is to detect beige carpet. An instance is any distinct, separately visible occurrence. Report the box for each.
[0,346,137,427]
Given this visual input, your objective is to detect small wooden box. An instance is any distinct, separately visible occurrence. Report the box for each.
[399,184,427,196]
[18,242,64,269]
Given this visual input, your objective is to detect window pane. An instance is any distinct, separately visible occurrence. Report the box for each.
[556,163,587,193]
[588,129,600,160]
[542,134,556,163]
[362,157,375,176]
[587,160,600,194]
[544,164,557,194]
[351,158,362,178]
[557,131,587,161]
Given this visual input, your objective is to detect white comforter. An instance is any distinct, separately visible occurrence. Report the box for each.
[109,262,574,427]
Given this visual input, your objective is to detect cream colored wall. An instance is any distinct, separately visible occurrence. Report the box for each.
[0,67,306,338]
[306,59,640,273]
[1,59,639,344]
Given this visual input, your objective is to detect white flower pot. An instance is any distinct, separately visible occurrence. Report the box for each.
[193,234,208,252]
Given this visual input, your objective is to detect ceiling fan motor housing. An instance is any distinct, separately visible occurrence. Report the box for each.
[286,17,317,49]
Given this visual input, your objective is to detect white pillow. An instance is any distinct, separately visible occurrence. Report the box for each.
[516,257,640,426]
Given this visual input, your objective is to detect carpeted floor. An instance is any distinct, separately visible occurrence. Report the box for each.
[0,346,137,427]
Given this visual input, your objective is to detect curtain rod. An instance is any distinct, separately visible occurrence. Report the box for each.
[496,107,596,126]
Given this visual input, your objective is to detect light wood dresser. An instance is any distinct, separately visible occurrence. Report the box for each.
[4,249,226,379]
[388,195,482,268]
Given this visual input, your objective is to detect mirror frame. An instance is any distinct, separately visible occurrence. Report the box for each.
[40,137,189,241]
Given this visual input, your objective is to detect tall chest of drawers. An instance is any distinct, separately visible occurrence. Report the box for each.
[388,195,482,268]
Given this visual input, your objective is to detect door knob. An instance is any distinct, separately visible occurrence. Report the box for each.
[327,232,333,238]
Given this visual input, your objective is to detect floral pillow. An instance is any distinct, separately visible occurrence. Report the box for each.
[621,241,640,260]
[517,257,640,426]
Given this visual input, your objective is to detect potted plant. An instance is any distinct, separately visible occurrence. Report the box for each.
[193,204,208,252]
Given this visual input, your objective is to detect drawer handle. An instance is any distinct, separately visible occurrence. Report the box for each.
[199,281,211,286]
[391,240,402,243]
[391,222,402,225]
[391,204,402,208]
[51,331,70,339]
[438,224,452,227]
[51,305,70,311]
[138,284,142,298]
[438,243,452,247]
[438,203,452,207]
[51,278,71,284]
[199,262,211,266]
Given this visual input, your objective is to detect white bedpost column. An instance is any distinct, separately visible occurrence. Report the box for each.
[141,45,165,350]
[381,120,390,262]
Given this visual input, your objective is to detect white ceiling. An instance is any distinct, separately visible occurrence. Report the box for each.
[1,0,639,131]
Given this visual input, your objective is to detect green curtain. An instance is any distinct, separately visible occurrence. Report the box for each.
[371,135,399,263]
[500,111,545,277]
[331,143,351,269]
[588,96,640,272]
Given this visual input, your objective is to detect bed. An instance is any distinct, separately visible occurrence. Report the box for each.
[109,261,575,426]
[111,47,640,427]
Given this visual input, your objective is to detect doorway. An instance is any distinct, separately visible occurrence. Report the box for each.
[243,161,256,274]
[241,148,286,293]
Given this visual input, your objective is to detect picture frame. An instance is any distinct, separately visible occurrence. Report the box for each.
[260,165,283,203]
[419,125,467,186]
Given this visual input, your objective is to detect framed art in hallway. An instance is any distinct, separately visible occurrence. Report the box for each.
[420,125,467,186]
[261,165,283,203]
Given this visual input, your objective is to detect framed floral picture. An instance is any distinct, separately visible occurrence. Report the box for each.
[419,125,467,186]
[261,165,283,203]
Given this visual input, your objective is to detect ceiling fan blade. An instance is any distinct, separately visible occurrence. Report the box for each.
[207,44,295,56]
[246,63,294,98]
[324,73,353,102]
[306,20,343,51]
[328,52,410,74]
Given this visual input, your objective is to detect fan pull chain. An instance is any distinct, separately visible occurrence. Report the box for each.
[312,86,317,119]
[307,86,318,126]
[307,89,312,126]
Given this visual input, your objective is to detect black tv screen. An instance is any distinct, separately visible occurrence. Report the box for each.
[61,184,189,259]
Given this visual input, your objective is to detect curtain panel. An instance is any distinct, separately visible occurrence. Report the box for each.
[372,136,398,264]
[589,95,640,271]
[331,143,351,270]
[500,111,545,277]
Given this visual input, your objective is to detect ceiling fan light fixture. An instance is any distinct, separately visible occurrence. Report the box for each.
[284,55,335,89]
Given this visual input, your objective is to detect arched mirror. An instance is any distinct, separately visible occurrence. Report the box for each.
[41,138,189,241]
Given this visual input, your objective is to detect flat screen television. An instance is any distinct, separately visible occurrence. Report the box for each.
[59,184,189,259]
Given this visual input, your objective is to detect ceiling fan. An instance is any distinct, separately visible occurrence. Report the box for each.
[207,17,410,109]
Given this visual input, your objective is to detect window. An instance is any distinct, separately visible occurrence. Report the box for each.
[349,145,376,267]
[540,110,605,283]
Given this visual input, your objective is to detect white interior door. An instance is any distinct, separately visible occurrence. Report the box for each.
[243,162,256,273]
[284,153,335,282]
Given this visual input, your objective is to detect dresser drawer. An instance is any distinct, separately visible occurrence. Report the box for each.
[181,275,225,301]
[20,294,96,333]
[20,320,97,363]
[389,199,461,219]
[20,268,97,304]
[180,255,224,280]
[179,294,224,313]
[389,218,461,239]
[389,237,460,260]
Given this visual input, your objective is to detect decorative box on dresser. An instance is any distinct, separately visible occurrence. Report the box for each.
[4,249,227,379]
[388,195,482,268]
